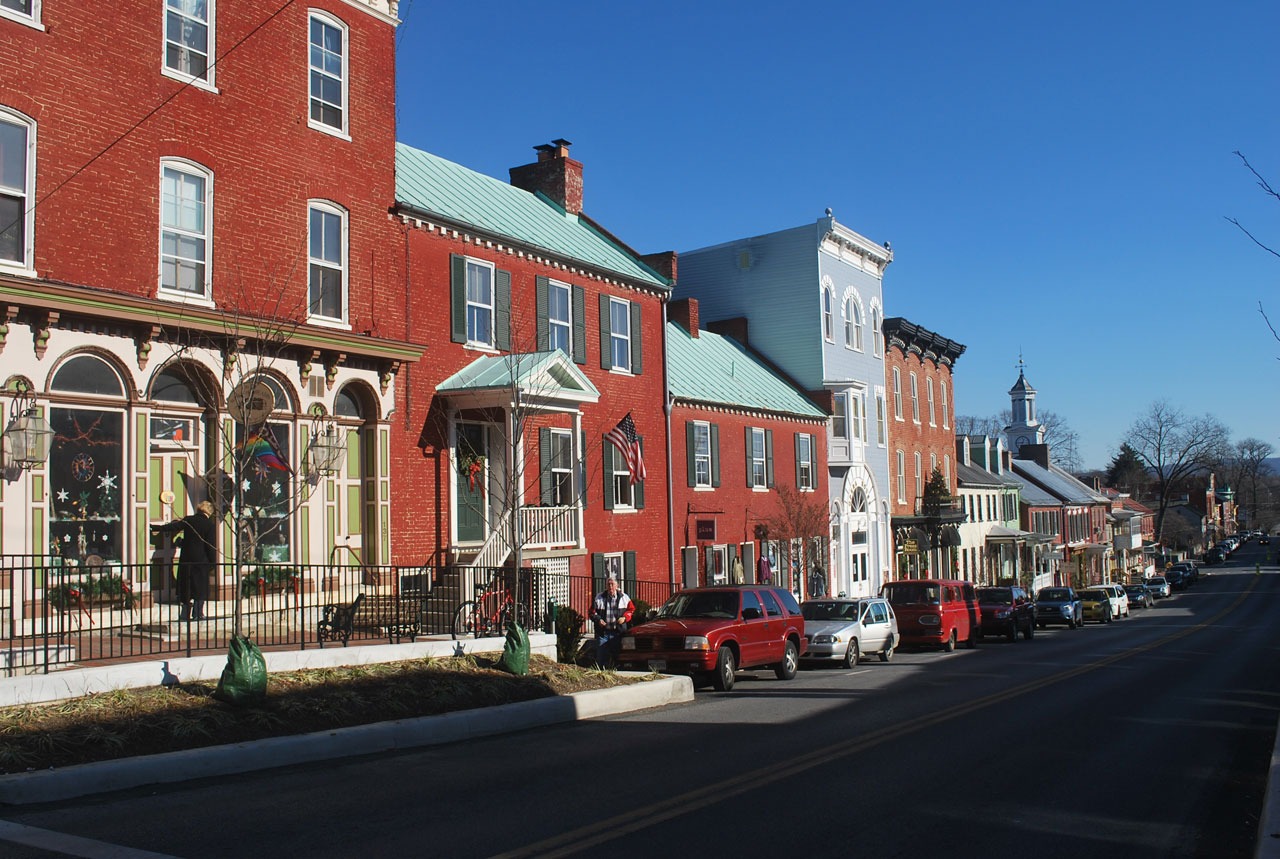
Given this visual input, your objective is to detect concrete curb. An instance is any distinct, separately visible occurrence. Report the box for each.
[1258,713,1280,859]
[0,673,693,805]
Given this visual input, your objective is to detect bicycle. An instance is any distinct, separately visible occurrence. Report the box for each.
[452,575,530,639]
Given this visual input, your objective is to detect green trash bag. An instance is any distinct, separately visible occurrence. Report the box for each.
[497,621,530,676]
[213,635,268,706]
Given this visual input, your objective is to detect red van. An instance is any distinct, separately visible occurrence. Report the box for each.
[880,579,979,652]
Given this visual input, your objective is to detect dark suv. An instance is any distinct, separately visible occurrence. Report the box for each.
[618,585,805,692]
[975,586,1035,642]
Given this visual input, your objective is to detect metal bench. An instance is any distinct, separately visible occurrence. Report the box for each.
[317,593,364,646]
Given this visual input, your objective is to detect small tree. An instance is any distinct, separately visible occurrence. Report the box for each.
[1123,401,1229,542]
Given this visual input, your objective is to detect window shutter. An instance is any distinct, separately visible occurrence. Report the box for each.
[539,427,552,504]
[633,437,645,509]
[794,433,802,488]
[535,276,549,352]
[629,301,642,375]
[624,550,637,594]
[682,547,699,589]
[599,294,612,370]
[745,426,753,488]
[578,430,587,509]
[592,553,606,597]
[740,542,757,584]
[602,435,615,510]
[450,254,467,343]
[495,269,511,351]
[710,423,720,487]
[686,422,696,487]
[572,285,586,365]
[766,429,774,488]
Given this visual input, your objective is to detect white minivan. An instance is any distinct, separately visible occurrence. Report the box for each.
[1096,583,1130,619]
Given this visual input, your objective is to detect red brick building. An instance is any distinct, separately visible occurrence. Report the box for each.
[666,300,829,599]
[883,317,965,578]
[0,2,420,600]
[390,141,673,599]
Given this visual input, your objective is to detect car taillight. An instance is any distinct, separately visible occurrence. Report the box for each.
[918,614,941,626]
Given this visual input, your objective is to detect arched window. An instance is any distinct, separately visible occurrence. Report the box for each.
[871,305,882,357]
[822,287,833,341]
[159,158,213,300]
[0,106,35,272]
[151,366,201,404]
[334,386,363,418]
[237,374,296,562]
[843,296,863,350]
[50,354,124,397]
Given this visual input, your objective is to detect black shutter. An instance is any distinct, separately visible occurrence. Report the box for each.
[741,542,757,584]
[710,423,720,487]
[536,276,549,352]
[682,547,699,589]
[794,433,802,488]
[539,427,552,504]
[629,301,642,374]
[602,435,615,510]
[624,551,637,595]
[745,427,753,488]
[592,553,606,598]
[495,269,511,351]
[599,294,612,370]
[572,285,586,365]
[765,429,774,488]
[686,422,696,487]
[450,254,467,343]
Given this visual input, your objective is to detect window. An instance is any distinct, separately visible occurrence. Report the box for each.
[851,392,864,442]
[914,452,923,499]
[844,296,862,350]
[604,296,637,372]
[892,368,903,420]
[910,373,920,423]
[822,287,833,341]
[159,160,211,298]
[1,0,40,29]
[465,259,494,346]
[927,378,936,426]
[748,427,767,488]
[941,380,949,428]
[608,440,634,508]
[309,12,346,135]
[875,393,886,445]
[930,453,937,475]
[896,451,906,502]
[0,109,33,271]
[832,393,847,440]
[692,421,711,487]
[547,429,573,506]
[308,202,346,322]
[871,305,882,357]
[796,433,815,490]
[944,455,951,486]
[547,280,570,355]
[164,0,213,84]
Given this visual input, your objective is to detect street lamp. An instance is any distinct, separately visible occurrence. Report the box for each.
[306,416,346,476]
[2,383,54,470]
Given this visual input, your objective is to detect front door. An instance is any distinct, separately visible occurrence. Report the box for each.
[147,414,204,596]
[456,423,487,544]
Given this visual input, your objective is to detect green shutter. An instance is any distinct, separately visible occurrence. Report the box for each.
[450,255,467,343]
[745,426,753,488]
[536,276,549,352]
[539,427,552,504]
[794,433,802,488]
[602,435,615,510]
[495,269,511,351]
[624,550,637,595]
[633,438,645,509]
[579,430,587,509]
[572,285,586,365]
[592,553,606,596]
[682,547,698,589]
[629,301,642,375]
[765,429,774,488]
[686,422,696,487]
[741,543,757,584]
[710,423,720,487]
[599,294,612,370]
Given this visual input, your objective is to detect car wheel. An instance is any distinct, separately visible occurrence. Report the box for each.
[775,640,799,680]
[1068,616,1077,629]
[712,646,736,692]
[1006,623,1018,643]
[1103,607,1112,624]
[942,629,957,652]
[842,639,860,669]
[880,637,895,662]
[966,629,977,649]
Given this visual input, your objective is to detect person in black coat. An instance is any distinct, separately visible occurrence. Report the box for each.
[152,500,217,621]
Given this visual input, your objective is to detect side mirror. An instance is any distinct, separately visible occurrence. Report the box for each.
[646,608,659,620]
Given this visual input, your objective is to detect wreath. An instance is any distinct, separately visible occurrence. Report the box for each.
[459,452,486,493]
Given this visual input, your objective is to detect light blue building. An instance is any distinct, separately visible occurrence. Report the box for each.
[676,214,894,597]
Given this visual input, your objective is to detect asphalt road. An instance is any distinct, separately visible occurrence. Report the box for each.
[3,549,1278,859]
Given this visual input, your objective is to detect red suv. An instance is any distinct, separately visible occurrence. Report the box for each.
[618,585,805,691]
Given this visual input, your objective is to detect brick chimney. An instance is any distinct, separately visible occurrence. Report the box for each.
[707,317,749,347]
[1018,443,1051,470]
[669,297,699,337]
[509,139,583,214]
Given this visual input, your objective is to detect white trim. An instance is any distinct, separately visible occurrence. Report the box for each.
[161,0,216,89]
[307,199,349,325]
[0,106,35,275]
[0,0,43,30]
[607,295,632,372]
[546,278,572,356]
[307,10,349,138]
[463,255,496,348]
[691,419,712,488]
[157,158,213,301]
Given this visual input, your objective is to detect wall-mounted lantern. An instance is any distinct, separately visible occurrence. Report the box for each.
[2,383,54,470]
[306,416,346,476]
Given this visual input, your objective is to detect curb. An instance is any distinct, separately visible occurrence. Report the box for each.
[0,673,693,805]
[1259,712,1280,859]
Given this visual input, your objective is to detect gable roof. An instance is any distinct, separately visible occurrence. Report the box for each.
[667,324,825,419]
[395,144,669,290]
[437,351,600,408]
[1005,471,1060,506]
[1011,458,1108,505]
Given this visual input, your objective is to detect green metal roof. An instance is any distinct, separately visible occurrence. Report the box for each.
[667,324,825,419]
[395,143,668,290]
[438,351,600,402]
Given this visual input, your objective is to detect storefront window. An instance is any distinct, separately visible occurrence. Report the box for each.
[49,408,124,563]
[236,419,293,563]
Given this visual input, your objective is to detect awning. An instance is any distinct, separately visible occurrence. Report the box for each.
[939,526,962,548]
[1084,543,1111,556]
[985,525,1035,544]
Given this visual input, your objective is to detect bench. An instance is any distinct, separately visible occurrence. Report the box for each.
[318,593,423,646]
[317,593,364,647]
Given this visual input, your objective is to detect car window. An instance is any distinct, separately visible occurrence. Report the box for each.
[977,588,1013,605]
[1038,588,1070,601]
[741,590,764,620]
[774,588,802,615]
[870,602,888,623]
[760,590,783,618]
[801,601,840,621]
[882,582,940,605]
[661,591,738,619]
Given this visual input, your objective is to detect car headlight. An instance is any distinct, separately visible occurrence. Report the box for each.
[994,609,1011,619]
[813,633,839,644]
[1060,606,1072,616]
[918,615,940,626]
[684,636,711,651]
[620,637,636,651]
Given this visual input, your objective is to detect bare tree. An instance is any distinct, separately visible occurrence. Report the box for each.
[1226,438,1274,528]
[959,409,1083,471]
[1123,401,1229,540]
[954,414,1002,437]
[1226,152,1280,343]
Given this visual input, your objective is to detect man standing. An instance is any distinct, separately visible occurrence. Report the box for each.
[590,574,634,668]
[152,500,218,621]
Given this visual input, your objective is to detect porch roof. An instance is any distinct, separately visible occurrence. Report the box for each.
[437,351,600,409]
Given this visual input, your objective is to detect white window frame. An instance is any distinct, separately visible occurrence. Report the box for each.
[875,391,886,446]
[749,427,767,489]
[896,450,906,503]
[307,200,348,325]
[941,379,950,429]
[465,257,495,347]
[0,0,42,30]
[308,11,349,139]
[547,278,571,356]
[603,552,625,581]
[843,296,863,351]
[944,455,951,486]
[927,378,936,426]
[609,296,632,372]
[930,452,937,476]
[610,442,634,509]
[914,452,923,500]
[797,432,814,490]
[822,287,833,341]
[0,107,35,274]
[162,0,216,90]
[871,303,882,357]
[549,428,573,506]
[158,158,212,301]
[910,373,920,424]
[892,368,903,420]
[692,421,712,488]
[831,393,848,440]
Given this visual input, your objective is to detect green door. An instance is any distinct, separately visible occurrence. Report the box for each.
[456,424,487,543]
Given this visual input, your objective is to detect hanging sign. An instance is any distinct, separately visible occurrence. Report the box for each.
[696,519,717,541]
[227,379,275,426]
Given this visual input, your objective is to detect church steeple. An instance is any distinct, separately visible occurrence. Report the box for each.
[1003,356,1045,455]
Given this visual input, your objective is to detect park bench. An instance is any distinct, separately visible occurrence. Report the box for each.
[317,592,423,646]
[317,593,364,646]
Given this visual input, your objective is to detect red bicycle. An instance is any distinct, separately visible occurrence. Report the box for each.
[452,575,530,639]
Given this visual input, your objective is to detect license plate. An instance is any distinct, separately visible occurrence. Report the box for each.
[647,659,667,672]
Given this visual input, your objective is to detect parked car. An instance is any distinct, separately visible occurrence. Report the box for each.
[1078,588,1113,624]
[1034,586,1082,629]
[618,585,805,692]
[1260,536,1270,546]
[1122,583,1153,609]
[975,586,1036,642]
[800,597,899,666]
[1096,583,1130,619]
[1164,567,1188,589]
[1169,562,1198,585]
[880,579,980,652]
[1144,576,1171,599]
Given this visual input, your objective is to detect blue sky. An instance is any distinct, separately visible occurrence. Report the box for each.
[393,1,1279,470]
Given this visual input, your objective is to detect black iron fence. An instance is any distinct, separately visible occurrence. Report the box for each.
[1,556,678,677]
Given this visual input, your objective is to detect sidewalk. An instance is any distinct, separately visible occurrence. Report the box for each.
[1260,712,1280,859]
[0,635,694,805]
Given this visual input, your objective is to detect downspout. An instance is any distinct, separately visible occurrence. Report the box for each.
[662,296,676,588]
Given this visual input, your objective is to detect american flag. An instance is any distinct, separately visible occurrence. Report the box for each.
[606,412,646,484]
